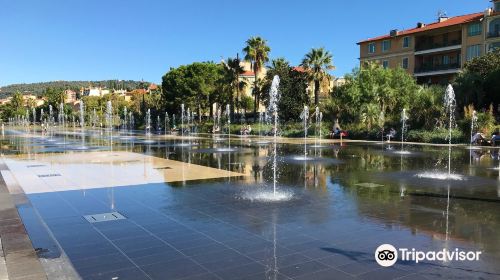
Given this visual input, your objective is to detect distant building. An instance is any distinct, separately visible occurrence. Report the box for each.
[147,83,159,93]
[331,77,346,88]
[64,89,77,103]
[81,87,110,97]
[357,0,500,84]
[0,97,12,105]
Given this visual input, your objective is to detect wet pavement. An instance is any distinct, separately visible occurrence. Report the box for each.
[1,128,500,279]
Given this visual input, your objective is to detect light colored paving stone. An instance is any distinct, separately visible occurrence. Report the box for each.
[3,151,245,194]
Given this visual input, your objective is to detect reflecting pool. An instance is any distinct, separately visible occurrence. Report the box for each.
[1,128,500,280]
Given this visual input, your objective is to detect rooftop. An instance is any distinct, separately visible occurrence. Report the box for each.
[357,12,483,44]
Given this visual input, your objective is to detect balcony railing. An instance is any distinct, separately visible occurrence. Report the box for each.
[488,31,500,38]
[414,63,460,73]
[415,40,461,52]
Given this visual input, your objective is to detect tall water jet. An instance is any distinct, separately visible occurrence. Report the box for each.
[400,108,409,153]
[156,115,161,134]
[129,111,134,130]
[181,104,185,138]
[186,108,191,135]
[300,105,309,159]
[123,107,128,131]
[105,101,113,149]
[164,112,170,135]
[145,109,151,135]
[470,110,477,148]
[312,106,324,149]
[226,104,231,149]
[32,108,36,126]
[58,103,65,128]
[212,108,218,134]
[217,108,221,134]
[79,101,85,128]
[49,105,53,128]
[105,101,113,132]
[258,110,263,139]
[415,84,462,180]
[268,76,280,196]
[444,84,456,175]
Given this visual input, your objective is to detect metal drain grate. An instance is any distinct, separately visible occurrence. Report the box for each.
[84,212,126,223]
[37,174,61,178]
[27,164,46,168]
[153,166,172,170]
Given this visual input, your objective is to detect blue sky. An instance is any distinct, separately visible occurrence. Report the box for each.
[0,0,490,86]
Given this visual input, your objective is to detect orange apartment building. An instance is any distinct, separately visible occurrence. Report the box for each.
[358,0,500,84]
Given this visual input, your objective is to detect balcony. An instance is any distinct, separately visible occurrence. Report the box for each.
[414,63,461,77]
[415,39,461,52]
[488,31,500,38]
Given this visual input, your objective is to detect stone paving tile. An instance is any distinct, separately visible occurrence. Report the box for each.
[278,260,330,278]
[335,260,381,276]
[293,268,355,280]
[140,257,209,280]
[358,267,412,280]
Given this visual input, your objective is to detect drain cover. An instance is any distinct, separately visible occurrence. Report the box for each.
[38,174,61,178]
[154,167,172,170]
[84,212,126,223]
[27,165,46,168]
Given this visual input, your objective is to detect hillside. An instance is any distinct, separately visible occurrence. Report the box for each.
[0,80,151,97]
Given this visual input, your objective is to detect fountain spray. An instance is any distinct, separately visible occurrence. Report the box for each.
[226,104,231,150]
[470,110,477,147]
[268,76,281,196]
[401,109,409,152]
[300,105,309,159]
[444,84,456,175]
[145,109,151,135]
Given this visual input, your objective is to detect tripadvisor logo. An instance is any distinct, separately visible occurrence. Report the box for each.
[375,244,482,267]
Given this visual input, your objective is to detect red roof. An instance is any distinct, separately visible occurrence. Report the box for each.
[240,71,255,76]
[292,66,306,72]
[357,12,483,44]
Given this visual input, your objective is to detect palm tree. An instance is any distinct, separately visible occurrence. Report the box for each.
[243,36,271,121]
[301,48,335,106]
[222,57,247,116]
[269,57,290,71]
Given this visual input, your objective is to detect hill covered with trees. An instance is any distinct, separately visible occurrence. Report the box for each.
[0,80,151,97]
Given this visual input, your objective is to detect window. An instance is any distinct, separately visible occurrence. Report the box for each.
[490,19,500,37]
[402,57,409,69]
[496,2,500,12]
[382,40,391,52]
[489,42,500,52]
[442,55,449,65]
[468,23,482,36]
[368,43,376,53]
[466,45,482,61]
[382,60,389,68]
[403,36,410,48]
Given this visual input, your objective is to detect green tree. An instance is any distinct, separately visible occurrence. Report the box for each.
[221,57,246,115]
[43,87,65,108]
[455,49,500,111]
[243,36,271,120]
[328,62,418,130]
[161,62,225,117]
[300,47,335,106]
[263,58,309,121]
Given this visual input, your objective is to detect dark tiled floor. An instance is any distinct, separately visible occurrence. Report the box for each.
[20,179,500,280]
[6,137,499,280]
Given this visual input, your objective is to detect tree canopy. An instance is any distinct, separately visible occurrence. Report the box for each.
[454,49,500,111]
[161,62,226,117]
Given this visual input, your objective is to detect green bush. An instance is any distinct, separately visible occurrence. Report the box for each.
[406,128,465,144]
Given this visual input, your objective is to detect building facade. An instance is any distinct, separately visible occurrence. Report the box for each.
[358,0,500,84]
